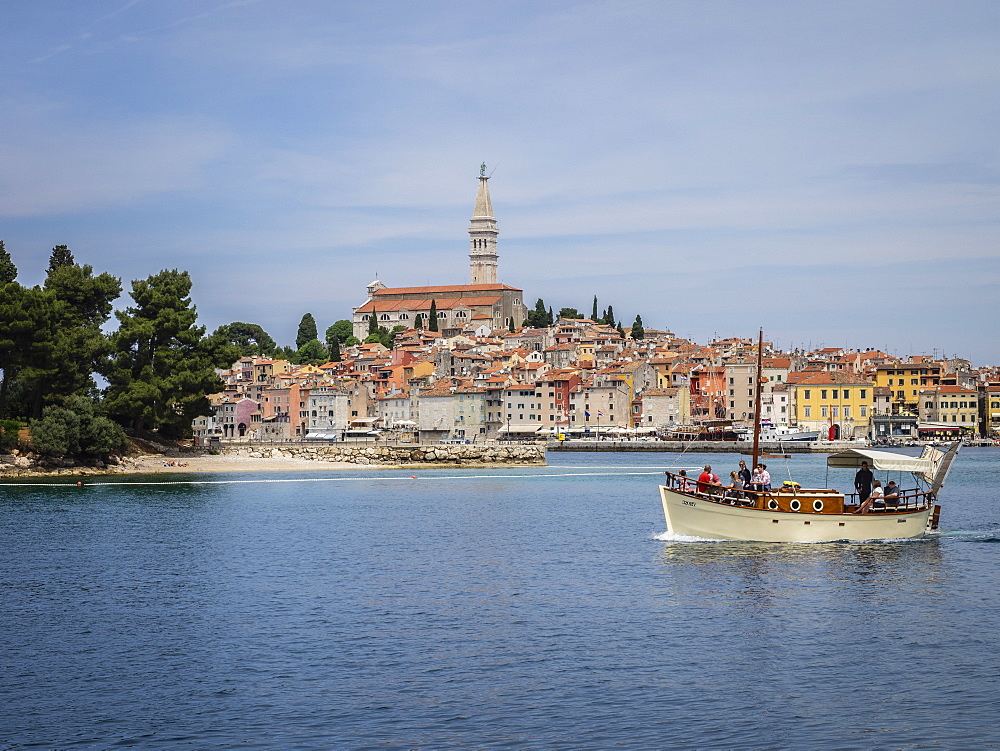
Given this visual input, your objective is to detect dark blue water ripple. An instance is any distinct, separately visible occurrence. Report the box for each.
[2,448,999,749]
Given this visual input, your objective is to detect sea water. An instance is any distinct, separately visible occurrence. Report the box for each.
[1,448,998,749]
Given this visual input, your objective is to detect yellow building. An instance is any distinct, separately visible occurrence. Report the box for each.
[791,371,874,439]
[873,363,941,413]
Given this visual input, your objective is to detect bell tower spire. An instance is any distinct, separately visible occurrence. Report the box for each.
[469,163,498,285]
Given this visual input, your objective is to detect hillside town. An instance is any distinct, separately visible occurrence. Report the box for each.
[193,320,1000,445]
[192,170,1000,446]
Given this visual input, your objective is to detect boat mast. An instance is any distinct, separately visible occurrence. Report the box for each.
[751,329,763,471]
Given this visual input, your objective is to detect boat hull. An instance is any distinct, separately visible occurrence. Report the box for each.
[659,485,932,542]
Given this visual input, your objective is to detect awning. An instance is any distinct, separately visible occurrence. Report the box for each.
[917,424,962,432]
[304,432,339,440]
[826,448,934,473]
[498,424,543,433]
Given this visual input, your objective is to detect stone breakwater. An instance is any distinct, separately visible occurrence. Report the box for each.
[222,443,546,466]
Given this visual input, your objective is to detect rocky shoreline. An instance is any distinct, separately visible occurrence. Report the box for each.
[0,443,547,478]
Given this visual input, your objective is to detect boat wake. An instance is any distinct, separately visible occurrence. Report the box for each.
[652,530,725,543]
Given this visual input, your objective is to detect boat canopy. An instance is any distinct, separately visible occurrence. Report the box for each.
[826,448,935,473]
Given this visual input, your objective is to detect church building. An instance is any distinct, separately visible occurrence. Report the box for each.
[352,169,527,340]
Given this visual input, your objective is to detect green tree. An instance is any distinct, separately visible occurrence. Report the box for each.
[526,298,549,328]
[428,300,439,332]
[591,295,599,322]
[414,313,424,330]
[30,395,128,458]
[344,336,361,347]
[104,269,239,436]
[617,321,626,338]
[367,312,378,337]
[328,336,341,362]
[296,338,327,364]
[39,263,122,412]
[296,313,319,350]
[0,283,57,418]
[604,305,615,327]
[325,320,353,350]
[0,241,16,284]
[46,245,76,275]
[214,322,277,357]
[558,307,583,320]
[508,317,515,332]
[547,306,553,326]
[631,314,645,340]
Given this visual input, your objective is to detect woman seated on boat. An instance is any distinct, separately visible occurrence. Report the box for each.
[856,480,885,513]
[723,470,744,503]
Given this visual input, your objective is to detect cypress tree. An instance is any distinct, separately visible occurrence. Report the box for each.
[429,300,438,332]
[631,314,645,340]
[605,305,615,328]
[0,241,16,284]
[591,296,598,322]
[547,306,554,326]
[329,336,341,362]
[414,313,424,330]
[509,317,515,333]
[297,312,319,349]
[367,311,378,336]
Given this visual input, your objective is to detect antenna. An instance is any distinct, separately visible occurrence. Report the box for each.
[489,162,500,178]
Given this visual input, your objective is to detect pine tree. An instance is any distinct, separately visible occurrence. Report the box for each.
[527,298,548,328]
[297,312,319,349]
[105,269,239,435]
[0,241,16,284]
[214,322,277,357]
[429,300,438,332]
[631,314,645,340]
[46,245,76,275]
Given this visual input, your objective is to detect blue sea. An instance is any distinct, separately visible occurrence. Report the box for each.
[2,448,999,749]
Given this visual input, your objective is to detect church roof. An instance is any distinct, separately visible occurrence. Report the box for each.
[356,296,502,313]
[373,283,519,296]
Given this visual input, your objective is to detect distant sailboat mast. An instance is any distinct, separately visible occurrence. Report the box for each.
[751,329,764,471]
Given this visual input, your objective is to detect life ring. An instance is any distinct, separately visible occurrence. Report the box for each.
[790,499,801,512]
[813,499,824,512]
[767,499,779,511]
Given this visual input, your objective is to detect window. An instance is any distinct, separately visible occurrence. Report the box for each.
[804,390,811,399]
[860,390,867,399]
[804,406,812,418]
[832,407,839,418]
[860,406,867,417]
[911,379,918,385]
[832,390,839,399]
[821,406,828,418]
[843,389,850,398]
[821,390,828,399]
[844,406,850,418]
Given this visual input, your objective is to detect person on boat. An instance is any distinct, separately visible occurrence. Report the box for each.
[673,469,695,492]
[855,461,873,505]
[856,480,885,513]
[737,460,752,489]
[758,463,771,491]
[884,480,900,507]
[725,470,744,502]
[697,465,721,494]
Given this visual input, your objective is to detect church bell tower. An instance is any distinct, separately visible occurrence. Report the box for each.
[469,164,499,285]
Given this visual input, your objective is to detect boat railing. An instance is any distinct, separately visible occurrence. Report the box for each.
[664,471,933,513]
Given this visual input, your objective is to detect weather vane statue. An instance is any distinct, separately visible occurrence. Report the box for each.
[480,162,487,177]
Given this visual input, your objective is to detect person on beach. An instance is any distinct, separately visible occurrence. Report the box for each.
[855,461,873,505]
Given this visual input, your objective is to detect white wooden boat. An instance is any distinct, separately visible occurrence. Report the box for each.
[659,442,959,542]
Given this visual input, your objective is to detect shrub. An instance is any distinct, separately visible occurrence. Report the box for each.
[30,397,128,458]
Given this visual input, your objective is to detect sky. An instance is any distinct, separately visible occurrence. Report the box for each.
[2,0,999,364]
